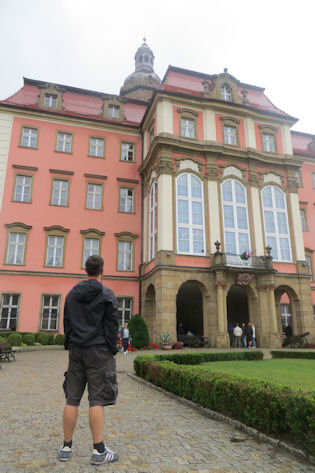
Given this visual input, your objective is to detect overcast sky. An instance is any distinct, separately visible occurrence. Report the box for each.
[1,0,314,133]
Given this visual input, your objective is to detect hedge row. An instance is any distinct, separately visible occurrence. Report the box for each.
[0,331,65,347]
[134,353,315,456]
[271,350,315,360]
[152,350,264,365]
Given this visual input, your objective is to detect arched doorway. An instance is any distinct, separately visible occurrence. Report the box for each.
[176,281,203,337]
[144,284,155,342]
[226,284,249,325]
[274,285,301,336]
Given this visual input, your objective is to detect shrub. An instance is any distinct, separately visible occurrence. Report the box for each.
[47,334,55,345]
[55,334,65,345]
[134,353,315,456]
[7,332,23,347]
[271,351,315,360]
[37,333,49,345]
[127,314,149,349]
[0,331,11,339]
[23,333,35,346]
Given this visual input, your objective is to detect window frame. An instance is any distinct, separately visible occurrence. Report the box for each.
[119,186,135,213]
[55,131,73,154]
[19,126,39,149]
[108,104,120,119]
[259,125,278,153]
[120,142,136,162]
[88,136,105,158]
[115,232,138,272]
[175,172,206,256]
[50,178,70,207]
[38,85,63,110]
[44,226,69,268]
[4,223,31,266]
[85,182,104,210]
[0,292,20,331]
[117,296,133,329]
[300,207,308,232]
[221,84,232,102]
[40,294,61,331]
[261,185,292,262]
[177,108,198,140]
[44,94,58,108]
[80,229,104,269]
[305,249,314,281]
[13,173,33,203]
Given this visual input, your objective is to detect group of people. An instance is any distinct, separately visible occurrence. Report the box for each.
[228,321,256,348]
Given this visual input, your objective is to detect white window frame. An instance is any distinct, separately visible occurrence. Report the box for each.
[89,137,104,157]
[149,182,157,261]
[83,238,99,267]
[52,179,68,206]
[305,254,312,277]
[180,118,195,138]
[40,295,60,330]
[46,235,64,267]
[86,183,102,209]
[118,241,133,271]
[21,127,37,148]
[14,175,32,202]
[44,94,57,108]
[281,303,292,329]
[221,179,250,255]
[0,293,20,330]
[221,85,232,101]
[223,125,237,145]
[56,132,72,153]
[6,232,26,265]
[117,297,133,328]
[108,104,120,119]
[119,188,134,213]
[262,133,275,152]
[121,143,135,161]
[312,173,315,189]
[262,186,292,262]
[176,173,205,255]
[300,208,307,231]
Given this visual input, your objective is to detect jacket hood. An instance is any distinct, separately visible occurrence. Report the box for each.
[73,279,103,302]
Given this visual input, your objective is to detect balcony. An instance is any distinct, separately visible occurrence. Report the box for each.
[211,252,273,271]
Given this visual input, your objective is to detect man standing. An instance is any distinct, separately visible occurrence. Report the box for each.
[233,323,242,348]
[59,255,119,465]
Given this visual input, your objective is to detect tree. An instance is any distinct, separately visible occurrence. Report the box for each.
[127,314,149,349]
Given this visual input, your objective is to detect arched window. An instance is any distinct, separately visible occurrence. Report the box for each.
[176,173,205,255]
[221,179,250,255]
[262,186,291,261]
[139,55,143,63]
[149,182,157,260]
[221,84,232,102]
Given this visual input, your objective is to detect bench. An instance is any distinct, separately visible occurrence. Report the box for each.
[0,341,16,362]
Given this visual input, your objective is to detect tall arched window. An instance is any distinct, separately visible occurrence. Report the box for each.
[262,186,291,261]
[148,182,157,260]
[176,173,205,255]
[221,179,250,254]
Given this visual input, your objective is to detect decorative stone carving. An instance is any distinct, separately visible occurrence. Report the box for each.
[241,88,250,105]
[223,165,243,180]
[236,273,254,286]
[178,158,201,173]
[156,156,174,175]
[263,173,281,185]
[205,160,218,179]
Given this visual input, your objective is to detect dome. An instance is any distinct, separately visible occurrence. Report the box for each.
[120,39,161,102]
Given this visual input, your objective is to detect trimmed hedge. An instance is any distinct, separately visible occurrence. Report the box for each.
[134,353,315,455]
[55,334,65,345]
[7,333,23,347]
[23,333,35,346]
[271,351,315,360]
[152,350,264,365]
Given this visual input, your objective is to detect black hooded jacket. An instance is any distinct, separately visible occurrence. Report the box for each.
[63,279,118,354]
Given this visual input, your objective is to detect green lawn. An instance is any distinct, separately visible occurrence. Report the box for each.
[198,359,315,392]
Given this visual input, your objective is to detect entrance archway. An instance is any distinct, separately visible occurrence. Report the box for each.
[274,285,301,335]
[176,281,203,337]
[226,284,249,325]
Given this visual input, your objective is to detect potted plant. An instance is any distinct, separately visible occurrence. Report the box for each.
[172,341,183,349]
[160,332,173,350]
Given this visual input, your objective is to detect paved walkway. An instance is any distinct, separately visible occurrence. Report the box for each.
[1,348,315,473]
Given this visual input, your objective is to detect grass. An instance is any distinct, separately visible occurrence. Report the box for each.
[198,358,315,392]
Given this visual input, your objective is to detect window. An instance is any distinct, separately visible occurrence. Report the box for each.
[312,173,315,189]
[221,179,250,255]
[262,186,291,262]
[89,137,104,157]
[86,183,102,209]
[6,232,26,265]
[281,303,292,330]
[121,143,135,162]
[180,118,195,138]
[83,238,99,267]
[119,188,134,213]
[295,171,302,187]
[21,127,38,148]
[14,175,32,202]
[117,297,133,328]
[262,133,275,152]
[224,125,237,145]
[221,85,232,101]
[300,208,307,231]
[118,241,133,271]
[0,293,20,330]
[56,132,72,153]
[305,254,312,277]
[51,179,69,206]
[176,173,205,255]
[40,295,60,330]
[108,105,120,119]
[149,182,157,260]
[44,94,57,108]
[46,235,64,267]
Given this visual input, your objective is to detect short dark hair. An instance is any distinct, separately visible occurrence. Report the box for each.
[85,255,104,276]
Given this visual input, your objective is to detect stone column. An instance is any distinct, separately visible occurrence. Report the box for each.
[215,273,229,347]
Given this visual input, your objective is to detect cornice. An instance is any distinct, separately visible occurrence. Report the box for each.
[0,268,139,281]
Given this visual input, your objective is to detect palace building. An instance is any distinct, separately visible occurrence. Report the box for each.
[0,40,314,348]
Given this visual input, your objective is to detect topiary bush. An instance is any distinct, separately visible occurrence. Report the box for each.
[55,334,65,345]
[37,333,49,345]
[7,332,23,347]
[47,334,55,345]
[127,314,149,349]
[23,333,35,346]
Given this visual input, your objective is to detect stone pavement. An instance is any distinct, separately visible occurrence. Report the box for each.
[1,347,315,473]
